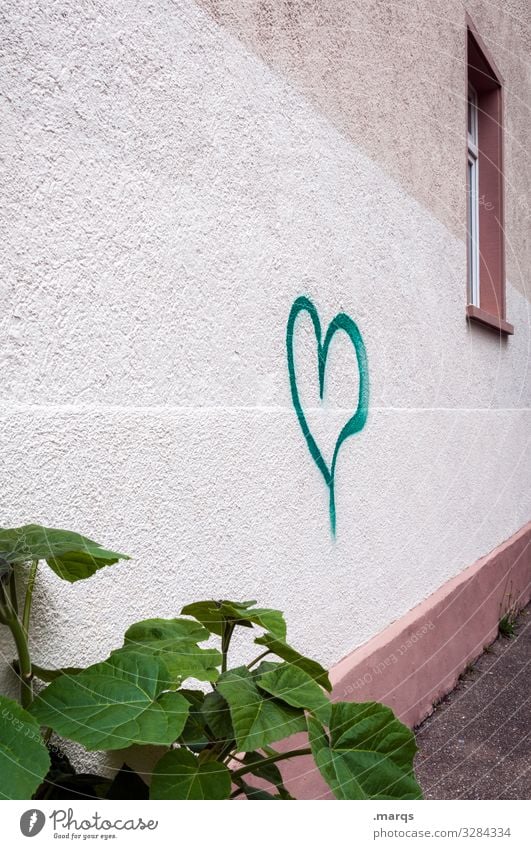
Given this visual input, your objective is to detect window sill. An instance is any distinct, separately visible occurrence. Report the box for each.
[466,304,514,335]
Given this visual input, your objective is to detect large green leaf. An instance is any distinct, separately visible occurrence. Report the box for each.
[201,691,234,744]
[178,691,210,750]
[114,618,222,686]
[181,600,251,636]
[29,652,189,751]
[241,751,284,787]
[216,665,306,752]
[234,778,293,800]
[308,702,422,800]
[257,663,331,722]
[0,525,129,582]
[254,632,331,691]
[150,749,231,800]
[239,752,293,798]
[0,695,50,799]
[182,600,286,640]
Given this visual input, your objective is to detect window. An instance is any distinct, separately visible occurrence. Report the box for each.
[467,85,480,306]
[466,20,513,334]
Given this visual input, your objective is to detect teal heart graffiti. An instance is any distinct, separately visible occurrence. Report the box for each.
[286,296,369,536]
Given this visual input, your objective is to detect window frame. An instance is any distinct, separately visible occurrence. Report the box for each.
[467,85,480,307]
[465,18,513,335]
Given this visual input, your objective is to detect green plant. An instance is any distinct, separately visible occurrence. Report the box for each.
[498,585,518,639]
[498,612,517,638]
[0,524,423,800]
[458,661,475,680]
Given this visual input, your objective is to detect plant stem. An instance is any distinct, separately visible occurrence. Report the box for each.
[9,612,32,708]
[0,575,15,619]
[246,649,271,670]
[0,579,9,625]
[231,747,312,780]
[22,560,38,636]
[0,574,33,707]
[221,623,234,674]
[8,570,18,615]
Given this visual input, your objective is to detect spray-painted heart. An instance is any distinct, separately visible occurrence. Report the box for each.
[286,296,369,536]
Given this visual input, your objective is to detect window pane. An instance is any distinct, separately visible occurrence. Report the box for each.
[467,157,479,306]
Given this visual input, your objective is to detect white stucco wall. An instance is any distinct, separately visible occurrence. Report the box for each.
[1,0,530,712]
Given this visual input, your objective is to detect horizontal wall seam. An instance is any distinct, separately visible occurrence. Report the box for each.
[0,405,529,413]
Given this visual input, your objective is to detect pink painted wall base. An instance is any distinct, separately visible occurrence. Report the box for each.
[282,521,531,799]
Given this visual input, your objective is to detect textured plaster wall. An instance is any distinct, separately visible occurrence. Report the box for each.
[0,0,530,719]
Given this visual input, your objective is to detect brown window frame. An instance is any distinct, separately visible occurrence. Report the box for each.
[465,18,513,335]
